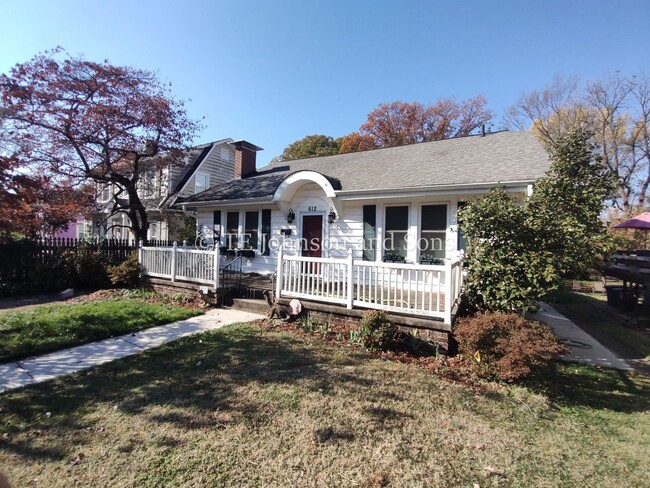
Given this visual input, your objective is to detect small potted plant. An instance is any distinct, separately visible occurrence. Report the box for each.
[419,253,444,265]
[383,252,405,263]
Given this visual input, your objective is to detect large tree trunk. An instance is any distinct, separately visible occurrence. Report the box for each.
[125,185,149,243]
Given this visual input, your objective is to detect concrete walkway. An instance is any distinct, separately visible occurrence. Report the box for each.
[0,308,264,393]
[529,302,632,371]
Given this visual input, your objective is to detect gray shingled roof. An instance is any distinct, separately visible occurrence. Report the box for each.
[177,131,550,204]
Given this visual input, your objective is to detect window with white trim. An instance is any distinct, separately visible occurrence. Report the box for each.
[420,204,447,261]
[218,209,272,254]
[244,211,259,250]
[141,170,157,199]
[225,211,239,250]
[384,206,409,260]
[99,183,111,202]
[194,172,209,194]
[221,148,231,161]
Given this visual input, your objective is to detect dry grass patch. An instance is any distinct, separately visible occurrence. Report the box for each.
[0,324,648,487]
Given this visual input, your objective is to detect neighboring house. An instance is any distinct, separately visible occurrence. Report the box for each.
[79,138,240,241]
[176,131,550,273]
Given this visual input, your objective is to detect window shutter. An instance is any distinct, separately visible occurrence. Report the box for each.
[261,209,272,256]
[213,210,221,242]
[363,205,376,261]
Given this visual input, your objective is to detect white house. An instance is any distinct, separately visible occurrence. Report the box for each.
[178,131,548,267]
[156,130,550,326]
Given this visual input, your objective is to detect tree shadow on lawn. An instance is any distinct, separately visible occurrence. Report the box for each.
[528,363,650,414]
[0,324,386,462]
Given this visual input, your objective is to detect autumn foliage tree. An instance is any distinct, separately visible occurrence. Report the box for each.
[504,73,650,211]
[358,98,493,148]
[0,151,38,239]
[0,151,88,239]
[278,96,493,160]
[338,131,377,154]
[0,49,200,242]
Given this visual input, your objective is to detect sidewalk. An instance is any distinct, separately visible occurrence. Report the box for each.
[0,308,264,393]
[529,302,632,371]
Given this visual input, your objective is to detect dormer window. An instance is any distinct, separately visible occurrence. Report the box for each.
[194,172,209,194]
[99,183,111,202]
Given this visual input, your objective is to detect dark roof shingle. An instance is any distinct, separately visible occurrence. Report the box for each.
[178,131,549,204]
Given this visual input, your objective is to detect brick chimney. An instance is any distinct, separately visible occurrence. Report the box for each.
[230,140,263,179]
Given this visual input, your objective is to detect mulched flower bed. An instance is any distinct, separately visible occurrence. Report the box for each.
[254,317,482,390]
[66,289,208,310]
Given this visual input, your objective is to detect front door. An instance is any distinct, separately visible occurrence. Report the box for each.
[301,215,323,257]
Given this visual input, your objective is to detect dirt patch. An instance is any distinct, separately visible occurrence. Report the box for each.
[66,289,208,310]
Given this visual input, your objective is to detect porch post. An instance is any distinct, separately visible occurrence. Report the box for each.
[138,240,144,277]
[444,258,453,324]
[213,244,219,290]
[171,242,177,282]
[275,245,284,300]
[346,248,354,309]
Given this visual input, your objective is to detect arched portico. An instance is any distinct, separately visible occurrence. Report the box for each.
[272,170,342,216]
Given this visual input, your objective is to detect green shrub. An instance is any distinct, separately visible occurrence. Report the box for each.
[458,131,614,313]
[453,312,567,382]
[107,252,141,287]
[357,310,397,352]
[58,244,111,290]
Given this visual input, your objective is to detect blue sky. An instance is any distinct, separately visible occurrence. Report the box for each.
[0,0,648,165]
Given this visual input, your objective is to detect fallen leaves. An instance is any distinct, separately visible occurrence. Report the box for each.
[70,452,85,466]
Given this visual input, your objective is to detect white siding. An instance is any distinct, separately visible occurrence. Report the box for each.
[193,185,528,277]
[176,143,235,198]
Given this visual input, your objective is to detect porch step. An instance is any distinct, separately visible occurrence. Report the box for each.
[231,298,269,316]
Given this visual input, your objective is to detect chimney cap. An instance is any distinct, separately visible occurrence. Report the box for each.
[229,140,264,152]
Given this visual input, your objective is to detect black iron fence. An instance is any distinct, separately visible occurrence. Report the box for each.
[0,237,174,297]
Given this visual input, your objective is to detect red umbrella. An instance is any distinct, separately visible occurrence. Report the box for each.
[612,212,650,229]
[613,212,650,248]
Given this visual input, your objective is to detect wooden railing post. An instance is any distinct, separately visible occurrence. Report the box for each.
[213,244,220,289]
[276,245,284,300]
[444,258,453,324]
[138,240,144,275]
[171,242,177,282]
[346,248,354,309]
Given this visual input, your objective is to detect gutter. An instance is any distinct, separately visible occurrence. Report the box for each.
[175,196,274,209]
[171,179,536,209]
[335,180,536,200]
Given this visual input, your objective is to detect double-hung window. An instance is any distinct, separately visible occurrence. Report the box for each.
[219,209,272,255]
[244,211,259,250]
[194,172,209,194]
[384,206,409,260]
[420,204,447,260]
[226,211,239,250]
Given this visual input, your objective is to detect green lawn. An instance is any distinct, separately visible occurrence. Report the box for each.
[0,299,203,362]
[0,323,648,487]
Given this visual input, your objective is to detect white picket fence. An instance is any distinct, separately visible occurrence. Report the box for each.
[139,244,220,288]
[276,248,464,324]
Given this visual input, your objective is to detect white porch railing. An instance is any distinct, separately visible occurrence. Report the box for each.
[140,243,220,288]
[276,248,464,324]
